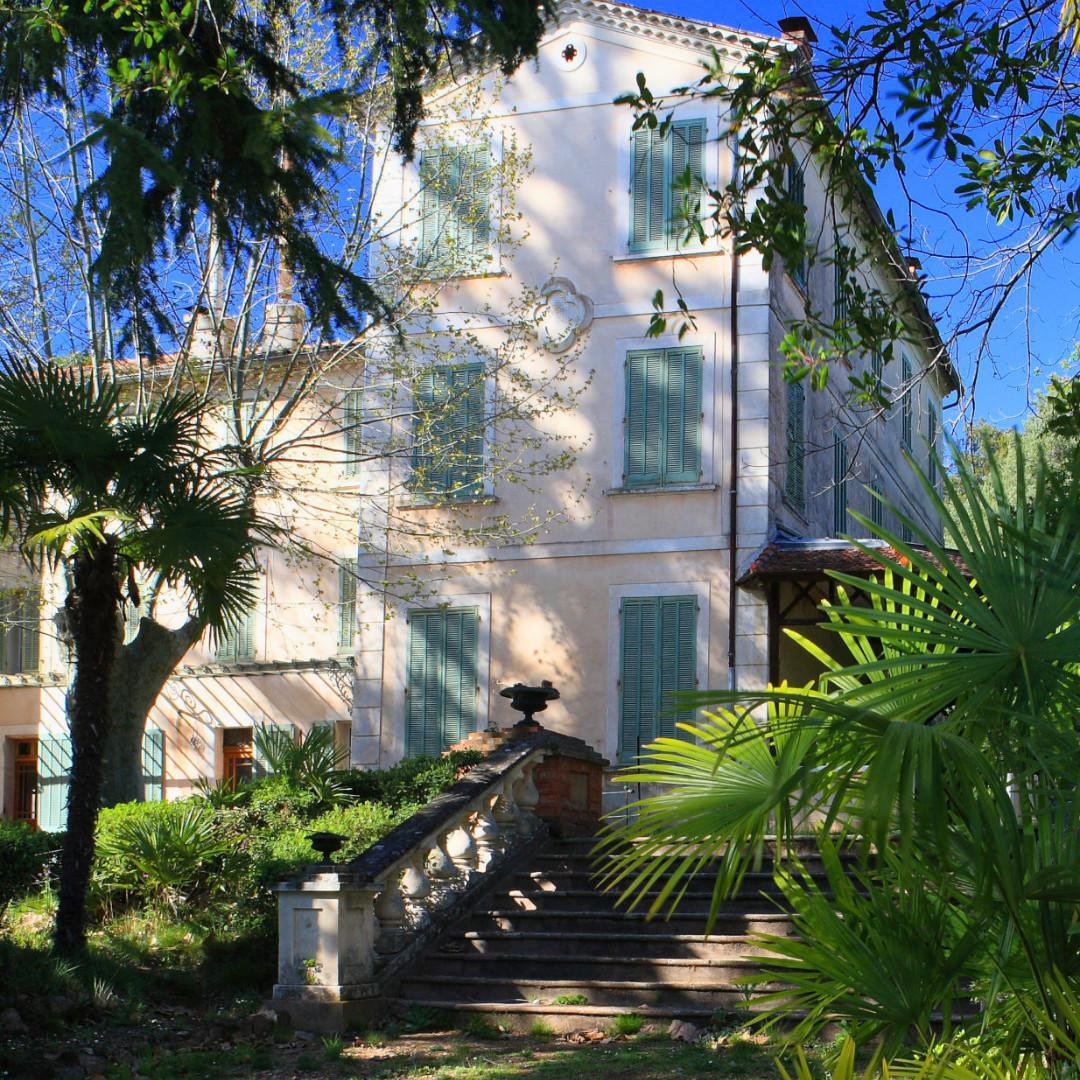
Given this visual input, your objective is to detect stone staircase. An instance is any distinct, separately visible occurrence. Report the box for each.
[389,834,824,1032]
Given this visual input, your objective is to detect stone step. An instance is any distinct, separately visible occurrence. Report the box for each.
[395,973,787,1010]
[510,868,823,899]
[422,950,777,984]
[463,908,796,936]
[385,998,730,1034]
[454,930,777,959]
[494,888,784,915]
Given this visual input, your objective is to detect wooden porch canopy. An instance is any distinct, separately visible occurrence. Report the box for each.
[736,538,967,685]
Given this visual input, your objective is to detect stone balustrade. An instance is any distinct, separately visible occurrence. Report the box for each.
[270,725,605,1032]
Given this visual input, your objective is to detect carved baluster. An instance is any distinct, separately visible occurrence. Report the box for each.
[472,799,500,872]
[492,778,518,848]
[427,833,457,907]
[445,818,478,880]
[401,850,433,926]
[513,761,541,836]
[373,872,407,955]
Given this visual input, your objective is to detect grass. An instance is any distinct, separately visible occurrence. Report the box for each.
[610,1013,645,1036]
[552,993,589,1005]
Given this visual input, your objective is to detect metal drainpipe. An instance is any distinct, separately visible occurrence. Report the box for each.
[727,225,740,693]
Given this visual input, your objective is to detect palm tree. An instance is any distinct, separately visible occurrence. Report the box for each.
[597,441,1080,1069]
[0,359,276,953]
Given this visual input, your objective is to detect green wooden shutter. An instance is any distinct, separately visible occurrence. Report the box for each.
[786,163,808,288]
[870,475,884,529]
[18,588,38,673]
[619,596,697,760]
[419,148,447,269]
[619,597,659,760]
[833,434,849,535]
[901,354,913,448]
[37,734,71,832]
[253,721,295,778]
[872,346,884,386]
[663,346,703,483]
[669,119,706,246]
[630,126,666,252]
[834,250,847,324]
[142,727,165,802]
[927,403,939,487]
[657,596,697,739]
[786,380,806,510]
[338,559,358,652]
[460,145,492,272]
[343,389,363,476]
[625,349,664,486]
[218,605,256,662]
[405,608,479,757]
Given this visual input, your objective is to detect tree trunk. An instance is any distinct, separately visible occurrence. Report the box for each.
[100,618,202,807]
[54,544,120,955]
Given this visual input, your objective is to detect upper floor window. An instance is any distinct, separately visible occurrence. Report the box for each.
[629,119,706,254]
[1,586,39,674]
[411,363,486,500]
[623,346,702,488]
[785,162,808,289]
[785,380,806,512]
[418,144,492,275]
[871,345,885,389]
[833,433,849,536]
[217,604,257,662]
[833,246,847,325]
[901,353,914,450]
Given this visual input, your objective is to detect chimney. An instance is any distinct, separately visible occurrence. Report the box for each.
[262,258,306,354]
[779,16,817,61]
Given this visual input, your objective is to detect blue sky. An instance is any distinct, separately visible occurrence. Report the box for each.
[645,0,1078,429]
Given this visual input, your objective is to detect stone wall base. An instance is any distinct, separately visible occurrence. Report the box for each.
[267,994,386,1034]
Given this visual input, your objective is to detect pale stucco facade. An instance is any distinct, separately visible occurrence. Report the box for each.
[0,0,955,824]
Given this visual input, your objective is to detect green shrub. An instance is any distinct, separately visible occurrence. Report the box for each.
[252,725,351,811]
[336,750,482,808]
[96,803,227,909]
[612,1013,644,1036]
[0,820,60,905]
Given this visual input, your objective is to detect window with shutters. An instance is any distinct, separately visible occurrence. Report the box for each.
[338,558,358,653]
[1,585,39,674]
[123,576,152,645]
[785,380,806,512]
[785,163,808,289]
[12,737,37,826]
[618,595,697,762]
[833,434,849,536]
[217,604,257,662]
[37,732,71,832]
[629,119,707,254]
[342,389,363,476]
[872,346,885,387]
[901,353,914,449]
[405,607,479,757]
[142,727,165,802]
[418,144,492,275]
[623,346,702,488]
[411,363,486,499]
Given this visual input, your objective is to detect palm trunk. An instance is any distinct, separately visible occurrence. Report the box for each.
[100,618,202,807]
[54,543,119,955]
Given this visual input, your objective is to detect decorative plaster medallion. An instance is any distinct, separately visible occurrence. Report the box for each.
[534,277,594,353]
[556,38,588,72]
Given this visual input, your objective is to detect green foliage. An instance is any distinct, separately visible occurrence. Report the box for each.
[601,441,1080,1073]
[553,994,589,1005]
[1,0,552,343]
[251,724,351,811]
[612,1013,645,1036]
[96,803,228,909]
[0,820,59,905]
[337,750,483,808]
